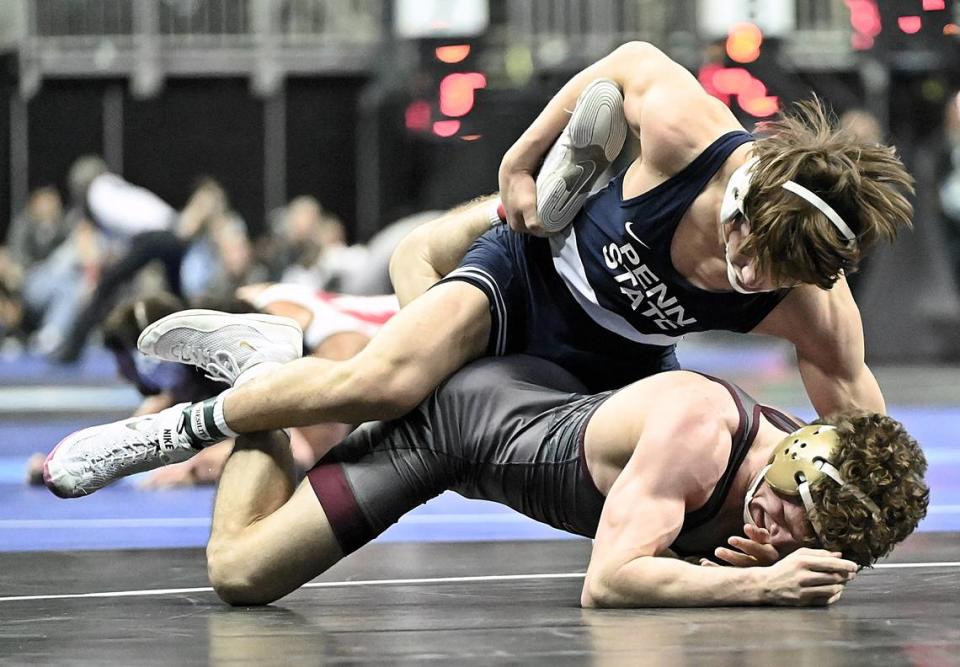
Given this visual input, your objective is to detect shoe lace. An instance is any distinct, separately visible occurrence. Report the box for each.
[82,433,164,474]
[172,344,241,385]
[200,349,241,385]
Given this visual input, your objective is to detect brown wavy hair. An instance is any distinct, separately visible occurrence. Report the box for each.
[742,98,914,289]
[807,412,929,567]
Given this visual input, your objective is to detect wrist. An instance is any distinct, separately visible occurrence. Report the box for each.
[745,566,771,605]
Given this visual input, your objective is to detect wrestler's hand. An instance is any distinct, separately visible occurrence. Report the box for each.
[498,152,548,237]
[700,524,781,568]
[760,548,858,607]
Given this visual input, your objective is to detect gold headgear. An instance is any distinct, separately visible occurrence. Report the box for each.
[743,425,880,541]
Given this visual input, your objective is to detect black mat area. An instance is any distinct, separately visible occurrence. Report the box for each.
[1,534,958,664]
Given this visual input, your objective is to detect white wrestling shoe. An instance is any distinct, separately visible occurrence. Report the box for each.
[137,309,303,386]
[536,78,628,233]
[44,404,195,498]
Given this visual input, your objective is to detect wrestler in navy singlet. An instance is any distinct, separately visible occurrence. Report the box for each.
[441,131,789,392]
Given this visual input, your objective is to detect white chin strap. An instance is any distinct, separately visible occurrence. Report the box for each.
[743,459,882,543]
[742,464,772,526]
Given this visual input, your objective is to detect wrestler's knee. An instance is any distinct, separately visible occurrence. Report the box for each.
[206,539,277,606]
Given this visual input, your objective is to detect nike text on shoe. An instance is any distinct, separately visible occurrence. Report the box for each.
[536,78,628,234]
[137,309,303,386]
[43,404,196,498]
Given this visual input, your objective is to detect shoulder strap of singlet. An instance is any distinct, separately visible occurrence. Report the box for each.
[680,373,762,533]
[760,405,805,431]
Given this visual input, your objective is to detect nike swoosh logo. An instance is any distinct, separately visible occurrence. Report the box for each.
[624,222,651,249]
[557,161,597,213]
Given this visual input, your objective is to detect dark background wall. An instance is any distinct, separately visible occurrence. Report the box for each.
[0,72,542,242]
[28,80,105,196]
[2,75,375,241]
[124,78,264,224]
[0,55,15,238]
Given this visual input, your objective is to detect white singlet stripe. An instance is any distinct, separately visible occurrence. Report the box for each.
[549,228,683,347]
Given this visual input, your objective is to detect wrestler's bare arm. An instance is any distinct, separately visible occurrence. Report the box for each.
[389,195,499,307]
[581,389,856,608]
[752,278,885,416]
[499,41,739,232]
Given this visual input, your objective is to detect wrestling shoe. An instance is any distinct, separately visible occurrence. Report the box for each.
[43,403,195,498]
[137,309,303,386]
[536,78,627,233]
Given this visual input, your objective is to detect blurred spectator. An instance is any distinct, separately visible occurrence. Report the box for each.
[202,212,269,301]
[261,195,369,291]
[0,186,71,351]
[839,108,883,145]
[6,186,69,272]
[53,158,226,362]
[0,254,24,352]
[261,195,325,283]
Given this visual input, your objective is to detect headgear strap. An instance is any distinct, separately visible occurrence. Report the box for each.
[722,158,858,249]
[781,181,857,248]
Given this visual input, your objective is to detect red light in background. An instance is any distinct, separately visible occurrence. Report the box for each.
[898,16,922,33]
[697,65,780,119]
[845,0,881,50]
[435,44,471,64]
[726,23,763,63]
[922,0,945,10]
[698,63,729,105]
[712,67,752,95]
[405,100,431,131]
[439,72,487,117]
[851,32,875,49]
[945,23,960,35]
[740,95,780,117]
[460,134,482,141]
[432,120,460,137]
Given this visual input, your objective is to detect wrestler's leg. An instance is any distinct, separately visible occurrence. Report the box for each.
[205,430,342,606]
[221,281,491,430]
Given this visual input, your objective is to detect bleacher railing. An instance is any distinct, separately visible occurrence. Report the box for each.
[6,0,855,97]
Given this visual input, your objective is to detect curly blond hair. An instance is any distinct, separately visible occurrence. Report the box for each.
[808,412,929,567]
[742,98,915,289]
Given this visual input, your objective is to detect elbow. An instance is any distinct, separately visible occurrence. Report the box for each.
[580,570,618,609]
[388,226,437,307]
[580,577,603,609]
[388,230,421,294]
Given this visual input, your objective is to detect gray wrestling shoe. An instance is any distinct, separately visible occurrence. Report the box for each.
[536,78,628,233]
[44,403,195,498]
[138,309,303,386]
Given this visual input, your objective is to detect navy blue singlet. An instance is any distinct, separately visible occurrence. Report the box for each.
[545,130,788,345]
[442,131,790,392]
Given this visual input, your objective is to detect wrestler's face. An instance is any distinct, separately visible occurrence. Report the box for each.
[745,482,817,555]
[722,215,798,294]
